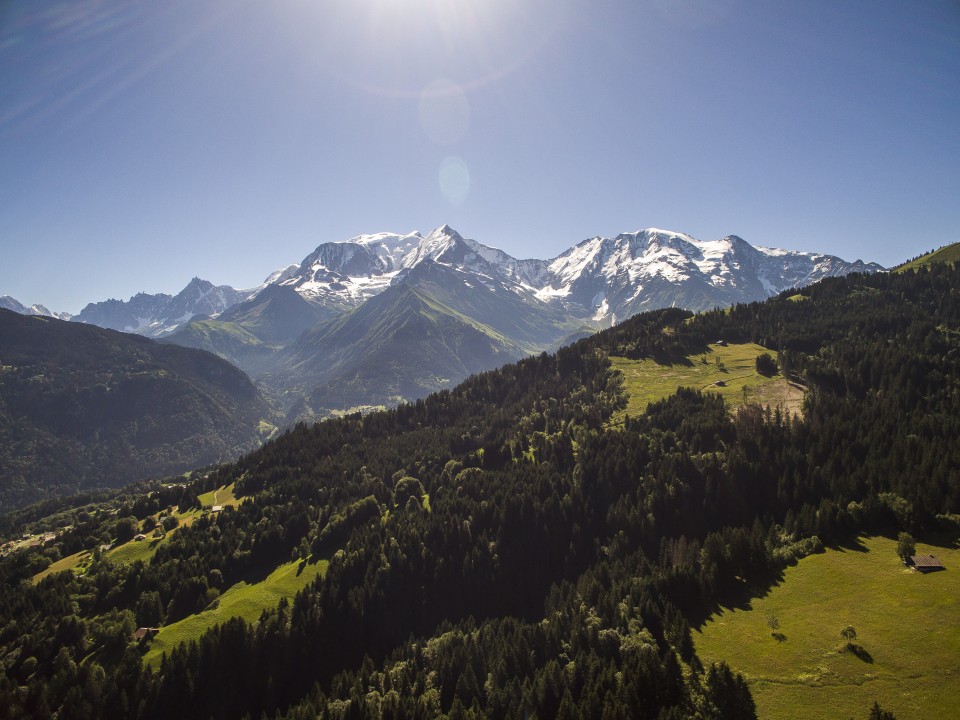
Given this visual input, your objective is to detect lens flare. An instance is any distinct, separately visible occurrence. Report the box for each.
[438,155,470,205]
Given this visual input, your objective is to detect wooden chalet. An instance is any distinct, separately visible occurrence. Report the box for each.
[909,554,945,572]
[134,627,159,641]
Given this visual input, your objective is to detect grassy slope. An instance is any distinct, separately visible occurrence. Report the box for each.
[611,342,805,421]
[110,506,203,562]
[895,242,960,273]
[197,483,240,509]
[172,319,263,346]
[695,535,960,720]
[143,557,329,667]
[31,550,91,584]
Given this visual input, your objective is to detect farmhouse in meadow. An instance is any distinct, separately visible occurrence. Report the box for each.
[134,627,159,641]
[909,554,945,572]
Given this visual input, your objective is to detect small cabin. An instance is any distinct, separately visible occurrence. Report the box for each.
[211,505,223,513]
[134,627,159,641]
[134,534,147,542]
[909,554,945,572]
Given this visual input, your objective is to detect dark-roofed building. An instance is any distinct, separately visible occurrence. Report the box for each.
[134,627,159,641]
[909,555,945,572]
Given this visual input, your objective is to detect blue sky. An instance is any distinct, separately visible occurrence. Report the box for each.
[1,0,958,314]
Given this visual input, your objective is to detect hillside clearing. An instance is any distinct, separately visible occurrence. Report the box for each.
[142,556,329,667]
[695,535,960,720]
[895,242,960,273]
[105,505,203,566]
[610,342,805,421]
[31,550,90,584]
[197,483,241,509]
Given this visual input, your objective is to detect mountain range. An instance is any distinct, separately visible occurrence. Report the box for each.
[0,296,71,321]
[4,226,883,420]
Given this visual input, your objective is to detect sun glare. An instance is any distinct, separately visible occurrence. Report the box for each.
[287,0,568,97]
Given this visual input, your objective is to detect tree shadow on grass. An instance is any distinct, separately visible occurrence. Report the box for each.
[691,566,787,629]
[226,556,286,587]
[830,536,870,553]
[297,553,328,576]
[845,643,874,663]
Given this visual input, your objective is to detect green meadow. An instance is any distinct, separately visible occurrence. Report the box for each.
[895,242,960,273]
[695,535,960,720]
[197,482,241,509]
[31,549,91,584]
[143,557,329,667]
[106,506,203,566]
[610,342,805,421]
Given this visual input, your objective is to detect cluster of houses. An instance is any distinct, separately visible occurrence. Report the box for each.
[2,530,66,557]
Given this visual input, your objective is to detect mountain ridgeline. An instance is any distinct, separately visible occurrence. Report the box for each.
[0,310,273,511]
[4,226,883,423]
[165,226,880,421]
[2,261,957,719]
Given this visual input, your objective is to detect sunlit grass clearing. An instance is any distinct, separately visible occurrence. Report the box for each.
[695,535,960,720]
[610,342,804,422]
[143,556,329,668]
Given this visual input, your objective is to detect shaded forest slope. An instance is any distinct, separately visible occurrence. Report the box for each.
[0,310,273,510]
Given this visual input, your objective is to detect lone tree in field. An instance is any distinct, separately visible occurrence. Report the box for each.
[755,352,778,377]
[896,532,916,562]
[841,625,857,642]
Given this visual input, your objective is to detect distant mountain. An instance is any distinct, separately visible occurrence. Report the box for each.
[256,225,882,329]
[538,229,885,322]
[264,281,524,420]
[164,284,332,375]
[215,284,335,344]
[163,225,882,419]
[0,296,71,321]
[18,225,881,419]
[0,309,273,511]
[73,278,250,337]
[72,291,173,333]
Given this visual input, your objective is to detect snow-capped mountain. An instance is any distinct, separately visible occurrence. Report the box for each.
[0,296,72,320]
[271,225,552,318]
[268,225,882,326]
[72,278,251,337]
[153,278,249,332]
[32,224,881,347]
[7,224,884,423]
[537,228,884,323]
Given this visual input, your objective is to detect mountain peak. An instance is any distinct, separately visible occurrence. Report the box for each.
[433,224,459,237]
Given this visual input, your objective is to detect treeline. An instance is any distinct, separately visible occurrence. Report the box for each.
[1,263,958,719]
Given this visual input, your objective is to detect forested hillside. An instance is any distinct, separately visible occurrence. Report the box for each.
[0,311,274,511]
[1,262,958,719]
